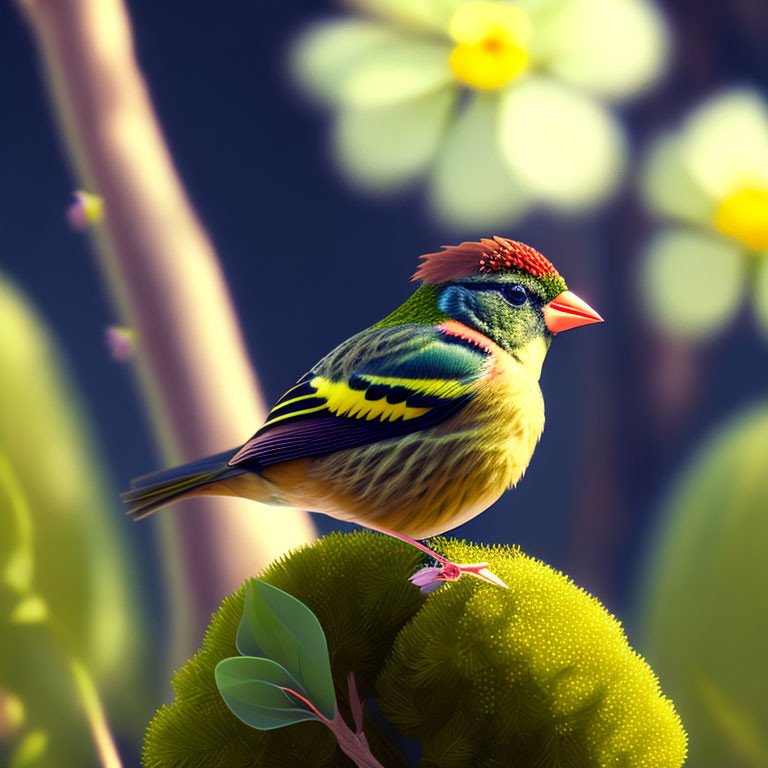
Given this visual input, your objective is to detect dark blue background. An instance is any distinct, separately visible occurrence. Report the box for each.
[1,0,767,629]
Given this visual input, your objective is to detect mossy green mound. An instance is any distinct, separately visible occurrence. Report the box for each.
[378,539,687,767]
[144,533,686,767]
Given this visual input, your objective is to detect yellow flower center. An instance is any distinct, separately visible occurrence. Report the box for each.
[713,186,768,251]
[449,2,531,90]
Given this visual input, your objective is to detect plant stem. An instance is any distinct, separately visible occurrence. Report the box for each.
[325,711,385,768]
[14,0,316,660]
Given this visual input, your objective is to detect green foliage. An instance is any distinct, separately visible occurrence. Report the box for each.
[216,657,321,730]
[145,532,686,768]
[234,579,336,719]
[0,275,148,766]
[639,400,768,767]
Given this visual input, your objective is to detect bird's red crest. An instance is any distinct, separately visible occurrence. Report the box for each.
[413,236,562,284]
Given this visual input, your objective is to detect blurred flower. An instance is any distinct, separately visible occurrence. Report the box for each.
[103,325,136,363]
[641,90,768,340]
[292,0,668,228]
[66,190,103,230]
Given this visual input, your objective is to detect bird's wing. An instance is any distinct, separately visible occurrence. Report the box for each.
[229,324,490,469]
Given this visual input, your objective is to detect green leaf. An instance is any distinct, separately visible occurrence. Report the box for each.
[639,401,768,767]
[236,580,336,720]
[215,657,320,730]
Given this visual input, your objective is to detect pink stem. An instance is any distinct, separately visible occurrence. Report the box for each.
[347,672,364,734]
[283,682,383,767]
[325,709,384,768]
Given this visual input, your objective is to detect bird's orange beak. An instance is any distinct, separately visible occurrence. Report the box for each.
[543,290,603,334]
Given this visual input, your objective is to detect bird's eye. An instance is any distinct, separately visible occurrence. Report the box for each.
[502,284,528,306]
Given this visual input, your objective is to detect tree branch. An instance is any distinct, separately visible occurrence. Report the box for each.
[15,0,316,655]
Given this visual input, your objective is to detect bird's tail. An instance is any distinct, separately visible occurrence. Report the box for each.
[122,450,244,520]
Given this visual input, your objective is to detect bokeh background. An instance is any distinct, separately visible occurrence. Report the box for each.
[1,0,767,765]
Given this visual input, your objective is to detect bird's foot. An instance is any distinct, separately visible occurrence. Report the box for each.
[374,527,508,594]
[409,559,508,595]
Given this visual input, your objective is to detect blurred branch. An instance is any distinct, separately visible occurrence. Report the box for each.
[14,0,315,655]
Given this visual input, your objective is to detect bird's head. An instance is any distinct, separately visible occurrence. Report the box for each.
[410,237,602,377]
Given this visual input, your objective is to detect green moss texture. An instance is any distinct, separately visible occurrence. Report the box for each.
[143,533,686,768]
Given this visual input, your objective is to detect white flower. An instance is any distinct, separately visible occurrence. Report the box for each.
[291,0,668,229]
[641,90,768,340]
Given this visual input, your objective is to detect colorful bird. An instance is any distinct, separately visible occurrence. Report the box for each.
[123,237,602,591]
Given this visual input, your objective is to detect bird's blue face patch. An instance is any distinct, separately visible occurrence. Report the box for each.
[438,281,548,354]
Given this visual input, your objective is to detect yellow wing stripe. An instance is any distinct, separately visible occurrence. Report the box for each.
[311,377,429,422]
[261,374,474,429]
[261,403,327,428]
[359,375,469,399]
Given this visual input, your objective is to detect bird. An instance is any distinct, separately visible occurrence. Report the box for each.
[123,237,602,591]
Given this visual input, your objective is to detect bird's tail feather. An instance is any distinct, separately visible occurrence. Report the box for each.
[122,450,242,520]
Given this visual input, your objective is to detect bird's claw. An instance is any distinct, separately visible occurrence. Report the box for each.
[409,561,508,594]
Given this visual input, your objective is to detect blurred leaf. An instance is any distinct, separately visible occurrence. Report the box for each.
[639,401,768,767]
[215,658,320,730]
[752,253,768,339]
[430,92,531,228]
[499,76,625,209]
[334,88,455,192]
[639,228,745,340]
[0,274,148,758]
[236,580,336,720]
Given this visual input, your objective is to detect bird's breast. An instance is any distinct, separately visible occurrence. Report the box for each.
[463,345,546,489]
